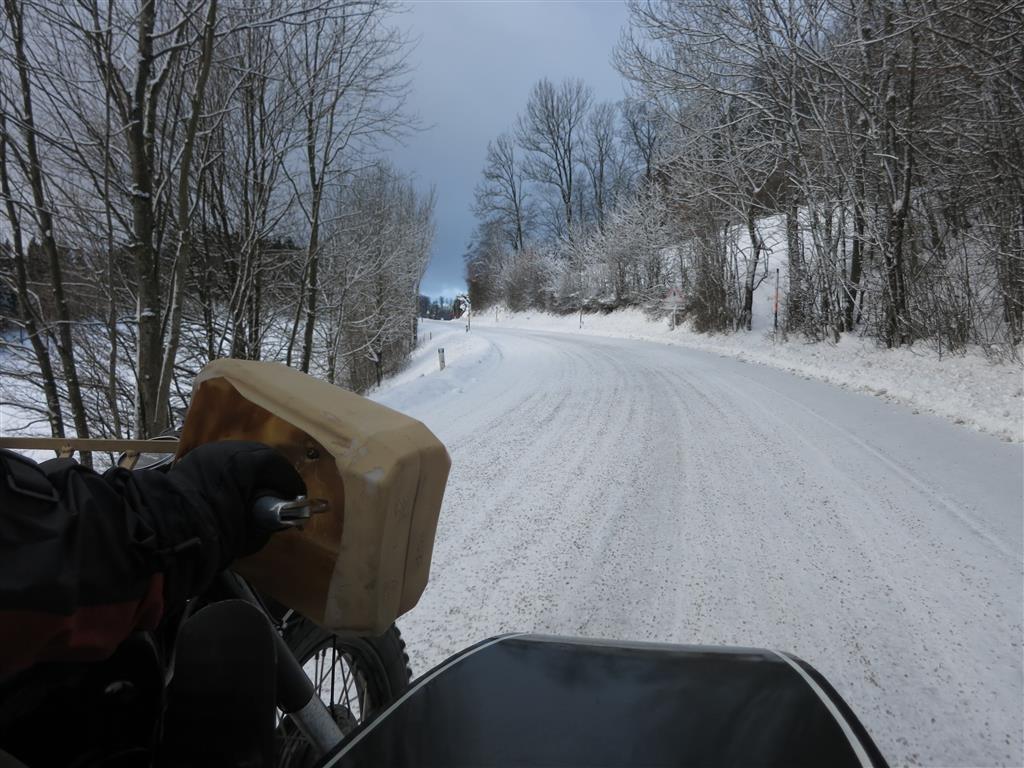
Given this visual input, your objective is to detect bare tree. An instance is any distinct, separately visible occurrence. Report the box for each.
[283,0,414,373]
[473,133,530,252]
[516,77,592,239]
[581,101,620,233]
[1,0,430,452]
[1,0,92,459]
[621,98,660,184]
[319,162,434,390]
[0,112,64,438]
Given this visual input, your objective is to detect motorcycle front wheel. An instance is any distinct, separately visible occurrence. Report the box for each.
[274,615,412,767]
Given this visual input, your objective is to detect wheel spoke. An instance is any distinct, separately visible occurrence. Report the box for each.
[330,638,336,708]
[275,624,406,763]
[341,655,353,712]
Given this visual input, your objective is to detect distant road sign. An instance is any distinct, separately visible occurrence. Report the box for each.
[662,287,684,310]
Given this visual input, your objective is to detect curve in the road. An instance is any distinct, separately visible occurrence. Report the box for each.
[377,323,1024,768]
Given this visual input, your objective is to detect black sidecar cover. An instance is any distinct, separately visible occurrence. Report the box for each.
[322,634,887,768]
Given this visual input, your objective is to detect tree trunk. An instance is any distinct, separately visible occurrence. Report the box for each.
[845,193,865,332]
[101,16,123,438]
[741,210,762,332]
[285,258,309,367]
[299,226,319,373]
[152,0,218,433]
[0,111,65,439]
[126,0,162,436]
[785,202,802,331]
[5,0,91,462]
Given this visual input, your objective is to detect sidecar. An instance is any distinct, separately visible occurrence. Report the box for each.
[322,633,887,768]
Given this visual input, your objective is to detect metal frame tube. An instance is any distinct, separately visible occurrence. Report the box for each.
[216,574,345,756]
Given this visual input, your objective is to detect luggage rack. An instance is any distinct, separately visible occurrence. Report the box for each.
[0,436,180,468]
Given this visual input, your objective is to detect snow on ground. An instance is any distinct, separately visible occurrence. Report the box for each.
[369,322,493,409]
[0,333,60,463]
[382,319,1023,768]
[469,306,1024,443]
[4,317,1021,766]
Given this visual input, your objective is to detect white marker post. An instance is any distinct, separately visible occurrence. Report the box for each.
[773,268,780,344]
[438,348,445,371]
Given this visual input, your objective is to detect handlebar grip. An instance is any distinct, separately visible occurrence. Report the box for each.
[252,496,289,531]
[252,495,328,531]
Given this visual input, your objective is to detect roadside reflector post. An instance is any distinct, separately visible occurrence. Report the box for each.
[773,267,780,344]
[438,348,445,371]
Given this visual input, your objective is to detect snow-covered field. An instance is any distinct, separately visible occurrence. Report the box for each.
[379,319,1023,768]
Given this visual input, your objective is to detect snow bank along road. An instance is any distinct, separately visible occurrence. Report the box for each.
[376,320,1023,768]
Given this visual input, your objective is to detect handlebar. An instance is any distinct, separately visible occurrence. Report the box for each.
[252,495,328,531]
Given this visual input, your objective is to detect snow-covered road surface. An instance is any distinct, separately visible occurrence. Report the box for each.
[377,320,1023,768]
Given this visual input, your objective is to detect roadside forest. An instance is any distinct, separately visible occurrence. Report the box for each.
[0,0,434,452]
[466,0,1024,356]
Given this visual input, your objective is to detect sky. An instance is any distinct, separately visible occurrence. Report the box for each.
[390,0,633,300]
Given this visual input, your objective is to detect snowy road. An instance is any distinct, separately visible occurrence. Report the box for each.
[377,320,1023,768]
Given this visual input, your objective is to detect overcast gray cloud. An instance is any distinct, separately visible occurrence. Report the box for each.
[390,0,631,299]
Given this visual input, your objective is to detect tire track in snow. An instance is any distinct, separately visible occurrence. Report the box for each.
[703,366,1023,765]
[384,323,1023,768]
